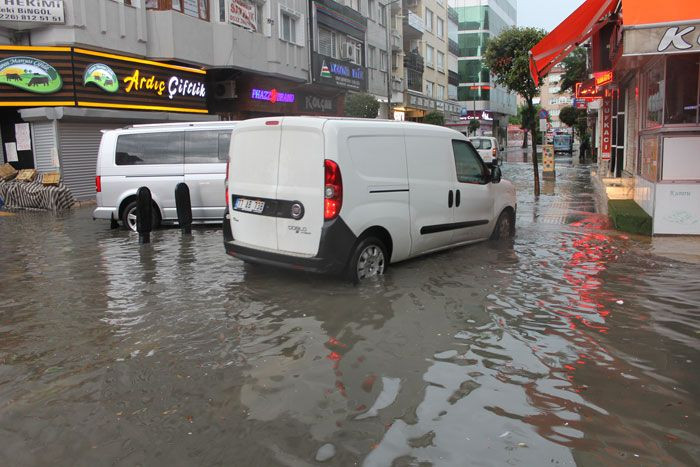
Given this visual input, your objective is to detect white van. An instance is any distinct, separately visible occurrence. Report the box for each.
[93,121,237,230]
[467,136,502,163]
[224,117,517,282]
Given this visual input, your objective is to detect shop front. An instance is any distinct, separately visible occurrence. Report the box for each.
[210,72,345,120]
[0,45,213,199]
[397,90,461,123]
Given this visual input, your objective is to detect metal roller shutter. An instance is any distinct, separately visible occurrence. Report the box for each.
[31,121,58,174]
[58,122,121,200]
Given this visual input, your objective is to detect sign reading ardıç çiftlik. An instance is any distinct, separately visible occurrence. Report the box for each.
[0,0,65,25]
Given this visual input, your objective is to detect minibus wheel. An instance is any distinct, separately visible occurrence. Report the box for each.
[121,200,160,232]
[347,237,388,283]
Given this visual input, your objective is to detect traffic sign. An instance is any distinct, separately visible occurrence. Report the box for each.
[538,109,549,119]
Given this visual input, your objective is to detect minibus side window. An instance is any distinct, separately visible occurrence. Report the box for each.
[185,130,221,164]
[115,132,184,165]
[452,140,488,184]
[218,131,232,161]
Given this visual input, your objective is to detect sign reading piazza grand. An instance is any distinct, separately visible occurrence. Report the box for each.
[0,46,208,114]
[0,0,65,28]
[624,22,700,56]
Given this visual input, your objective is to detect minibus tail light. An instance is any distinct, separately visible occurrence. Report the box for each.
[324,159,342,220]
[95,176,101,193]
[225,160,230,206]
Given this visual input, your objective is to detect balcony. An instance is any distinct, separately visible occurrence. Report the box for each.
[448,39,459,56]
[403,50,424,73]
[447,6,459,24]
[403,10,424,38]
[448,70,459,86]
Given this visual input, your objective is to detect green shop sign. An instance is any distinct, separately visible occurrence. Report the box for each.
[83,63,118,93]
[0,56,62,94]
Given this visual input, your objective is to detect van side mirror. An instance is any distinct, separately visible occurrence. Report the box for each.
[490,166,502,184]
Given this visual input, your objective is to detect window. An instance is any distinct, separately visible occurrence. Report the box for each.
[469,138,491,150]
[368,0,375,20]
[437,18,444,40]
[172,0,209,20]
[281,11,297,43]
[426,44,434,68]
[644,61,664,128]
[378,4,386,26]
[549,86,560,94]
[346,37,363,65]
[452,140,487,183]
[425,8,433,32]
[115,132,184,165]
[425,81,434,97]
[437,84,445,100]
[380,50,388,72]
[368,45,376,69]
[437,51,444,72]
[346,0,359,11]
[665,54,700,125]
[318,27,337,58]
[218,0,225,21]
[185,130,232,163]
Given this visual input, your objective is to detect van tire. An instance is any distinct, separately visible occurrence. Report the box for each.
[491,209,515,240]
[347,236,388,283]
[121,200,160,232]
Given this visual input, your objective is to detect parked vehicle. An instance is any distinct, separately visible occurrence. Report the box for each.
[553,133,573,154]
[93,121,237,231]
[467,136,502,163]
[224,117,517,282]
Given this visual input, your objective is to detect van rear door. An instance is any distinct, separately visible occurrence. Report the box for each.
[275,119,325,256]
[228,121,282,251]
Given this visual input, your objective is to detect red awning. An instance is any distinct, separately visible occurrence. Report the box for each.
[529,0,617,85]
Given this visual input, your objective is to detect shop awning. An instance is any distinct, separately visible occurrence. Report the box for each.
[529,0,617,85]
[622,0,700,27]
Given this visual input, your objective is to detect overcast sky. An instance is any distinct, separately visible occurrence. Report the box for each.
[517,0,583,32]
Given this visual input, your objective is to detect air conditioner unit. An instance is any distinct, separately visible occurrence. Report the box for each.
[214,80,236,99]
[341,43,356,60]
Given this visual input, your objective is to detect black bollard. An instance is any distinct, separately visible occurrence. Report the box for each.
[175,182,192,235]
[136,186,153,244]
[110,213,119,229]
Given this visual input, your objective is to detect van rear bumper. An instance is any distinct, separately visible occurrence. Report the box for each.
[223,214,357,275]
[93,207,117,220]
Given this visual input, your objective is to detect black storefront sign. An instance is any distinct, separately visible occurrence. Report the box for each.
[312,53,366,91]
[299,92,338,114]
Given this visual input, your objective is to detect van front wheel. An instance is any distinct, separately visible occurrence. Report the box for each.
[121,200,159,232]
[347,237,388,283]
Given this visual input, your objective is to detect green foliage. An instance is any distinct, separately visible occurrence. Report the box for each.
[468,119,480,135]
[484,27,546,102]
[517,103,542,130]
[344,93,380,118]
[558,106,579,128]
[423,111,445,126]
[559,105,588,138]
[559,47,588,94]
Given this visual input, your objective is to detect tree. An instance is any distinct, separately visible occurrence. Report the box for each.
[345,93,380,118]
[468,119,480,135]
[424,111,445,126]
[559,47,588,94]
[559,105,588,151]
[513,103,542,148]
[485,27,546,196]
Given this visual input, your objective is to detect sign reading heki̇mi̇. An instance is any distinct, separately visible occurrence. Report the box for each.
[312,53,366,91]
[624,22,700,56]
[0,0,64,27]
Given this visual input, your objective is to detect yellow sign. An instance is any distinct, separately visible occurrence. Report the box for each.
[123,69,166,96]
[543,144,555,178]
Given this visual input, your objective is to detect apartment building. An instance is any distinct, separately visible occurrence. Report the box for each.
[398,0,460,122]
[533,63,575,131]
[448,0,517,142]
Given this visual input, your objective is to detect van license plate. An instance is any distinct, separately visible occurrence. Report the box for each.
[234,198,265,214]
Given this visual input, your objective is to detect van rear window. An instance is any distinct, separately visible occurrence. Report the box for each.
[115,132,184,165]
[471,139,491,150]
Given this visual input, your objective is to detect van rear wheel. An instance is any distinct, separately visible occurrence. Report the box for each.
[347,237,388,283]
[121,200,160,232]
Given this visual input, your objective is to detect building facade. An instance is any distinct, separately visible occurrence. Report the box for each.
[448,0,517,142]
[533,63,575,132]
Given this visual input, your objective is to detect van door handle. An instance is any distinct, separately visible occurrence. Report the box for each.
[456,189,461,207]
[448,190,453,208]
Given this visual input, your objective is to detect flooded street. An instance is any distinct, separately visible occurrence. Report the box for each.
[1,158,699,466]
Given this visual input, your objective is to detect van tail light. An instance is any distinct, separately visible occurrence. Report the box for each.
[324,159,342,221]
[95,175,101,193]
[492,148,497,158]
[225,160,230,207]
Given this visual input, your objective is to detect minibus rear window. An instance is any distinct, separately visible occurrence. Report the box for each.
[115,132,184,165]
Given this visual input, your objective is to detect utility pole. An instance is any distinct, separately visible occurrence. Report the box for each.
[383,0,401,120]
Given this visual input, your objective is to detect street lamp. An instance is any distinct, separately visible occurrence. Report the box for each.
[382,0,401,120]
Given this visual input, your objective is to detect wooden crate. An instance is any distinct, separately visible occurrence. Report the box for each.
[0,163,17,181]
[16,169,37,182]
[42,172,61,186]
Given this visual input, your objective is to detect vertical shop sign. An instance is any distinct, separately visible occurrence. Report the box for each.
[601,94,612,160]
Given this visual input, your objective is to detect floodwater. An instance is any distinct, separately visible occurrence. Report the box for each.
[1,158,699,466]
